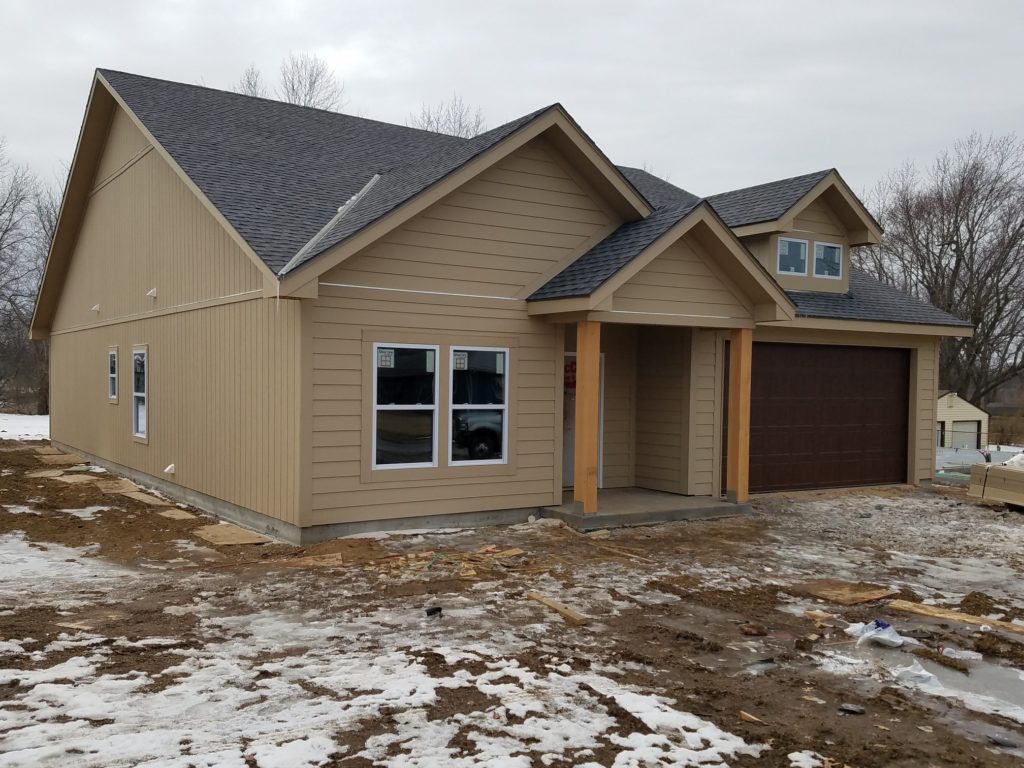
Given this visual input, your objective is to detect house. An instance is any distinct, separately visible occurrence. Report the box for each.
[30,70,972,543]
[936,391,989,450]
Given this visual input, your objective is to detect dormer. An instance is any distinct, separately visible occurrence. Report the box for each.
[707,169,882,294]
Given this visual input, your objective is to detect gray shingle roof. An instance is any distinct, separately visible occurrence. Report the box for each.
[790,268,971,327]
[706,169,832,227]
[99,69,550,275]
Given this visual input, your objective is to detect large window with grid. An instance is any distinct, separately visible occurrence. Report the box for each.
[372,344,438,468]
[449,347,508,465]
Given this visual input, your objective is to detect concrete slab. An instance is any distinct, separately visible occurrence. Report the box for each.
[194,523,273,546]
[541,488,750,531]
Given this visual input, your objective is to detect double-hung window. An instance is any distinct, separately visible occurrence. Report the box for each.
[450,347,508,465]
[373,344,438,468]
[814,242,843,278]
[107,348,118,401]
[132,347,148,439]
[777,237,808,275]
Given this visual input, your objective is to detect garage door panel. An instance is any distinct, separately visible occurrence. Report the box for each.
[743,343,909,492]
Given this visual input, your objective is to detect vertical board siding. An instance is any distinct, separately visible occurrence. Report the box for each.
[688,330,719,495]
[634,326,691,493]
[613,240,752,320]
[325,138,612,299]
[92,107,151,186]
[597,326,636,488]
[52,121,263,332]
[309,286,560,524]
[50,298,302,524]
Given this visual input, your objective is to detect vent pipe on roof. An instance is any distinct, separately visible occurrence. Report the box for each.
[278,173,383,277]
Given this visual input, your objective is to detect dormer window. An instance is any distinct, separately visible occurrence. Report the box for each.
[777,237,808,275]
[814,242,843,279]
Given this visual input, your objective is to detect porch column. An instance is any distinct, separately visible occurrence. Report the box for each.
[726,327,752,503]
[574,320,601,514]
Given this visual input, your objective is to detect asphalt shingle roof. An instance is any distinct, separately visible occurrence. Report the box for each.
[790,268,971,327]
[99,69,550,274]
[706,169,832,227]
[98,70,968,329]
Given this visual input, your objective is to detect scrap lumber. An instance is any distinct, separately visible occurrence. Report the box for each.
[26,469,65,479]
[193,523,273,545]
[33,446,61,455]
[888,599,1024,637]
[38,453,86,465]
[788,579,897,606]
[54,474,95,485]
[526,591,589,625]
[969,463,1024,507]
[157,509,195,520]
[122,490,166,506]
[95,478,139,494]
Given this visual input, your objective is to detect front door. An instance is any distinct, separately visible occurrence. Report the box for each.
[562,353,604,489]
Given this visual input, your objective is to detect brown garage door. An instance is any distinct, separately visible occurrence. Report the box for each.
[725,343,910,492]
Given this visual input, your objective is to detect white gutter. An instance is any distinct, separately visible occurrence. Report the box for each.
[278,173,382,276]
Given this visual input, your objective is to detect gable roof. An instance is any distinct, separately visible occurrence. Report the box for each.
[99,70,556,275]
[706,169,832,227]
[790,268,972,327]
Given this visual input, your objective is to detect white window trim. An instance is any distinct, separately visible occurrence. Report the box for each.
[371,342,439,470]
[776,237,809,276]
[813,241,844,279]
[107,347,118,402]
[132,346,148,440]
[448,346,509,467]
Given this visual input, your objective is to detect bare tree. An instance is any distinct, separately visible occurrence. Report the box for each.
[0,141,54,413]
[277,53,346,111]
[855,133,1024,405]
[409,94,486,138]
[233,54,346,111]
[233,63,269,99]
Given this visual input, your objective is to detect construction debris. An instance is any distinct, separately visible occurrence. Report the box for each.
[26,468,66,479]
[738,710,767,724]
[526,591,589,625]
[788,579,898,606]
[121,490,166,506]
[37,453,86,465]
[888,599,1024,637]
[95,478,139,494]
[194,523,274,546]
[158,509,196,520]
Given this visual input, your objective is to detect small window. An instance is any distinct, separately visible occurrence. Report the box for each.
[450,347,508,465]
[132,347,147,439]
[107,348,118,401]
[777,238,808,275]
[814,242,843,278]
[373,344,438,468]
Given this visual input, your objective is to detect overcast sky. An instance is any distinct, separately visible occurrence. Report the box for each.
[3,1,1023,198]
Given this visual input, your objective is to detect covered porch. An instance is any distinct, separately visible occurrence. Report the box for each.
[526,205,795,521]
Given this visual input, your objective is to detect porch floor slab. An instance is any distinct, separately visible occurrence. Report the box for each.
[540,488,751,531]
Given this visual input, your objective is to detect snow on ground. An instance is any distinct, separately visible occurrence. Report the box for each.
[0,413,49,441]
[0,533,765,767]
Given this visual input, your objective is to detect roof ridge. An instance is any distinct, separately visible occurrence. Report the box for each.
[707,168,833,200]
[96,68,474,142]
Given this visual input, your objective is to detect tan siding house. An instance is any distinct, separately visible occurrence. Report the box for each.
[31,71,973,542]
[936,391,989,450]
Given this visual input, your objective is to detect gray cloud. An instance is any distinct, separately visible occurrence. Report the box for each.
[3,0,1022,197]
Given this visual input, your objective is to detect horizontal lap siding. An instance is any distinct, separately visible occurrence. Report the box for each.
[937,393,989,448]
[309,287,560,525]
[50,298,302,524]
[329,138,611,299]
[916,340,937,479]
[613,240,752,320]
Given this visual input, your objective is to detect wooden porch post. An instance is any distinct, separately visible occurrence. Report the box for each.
[726,327,752,503]
[574,320,601,514]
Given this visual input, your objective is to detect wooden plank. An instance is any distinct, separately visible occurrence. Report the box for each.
[789,579,897,606]
[526,591,589,625]
[574,320,601,514]
[38,453,86,465]
[194,523,272,546]
[726,327,752,502]
[889,599,1024,637]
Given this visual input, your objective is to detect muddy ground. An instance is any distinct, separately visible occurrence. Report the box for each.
[1,442,1023,767]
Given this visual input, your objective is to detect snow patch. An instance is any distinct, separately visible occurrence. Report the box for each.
[0,413,49,441]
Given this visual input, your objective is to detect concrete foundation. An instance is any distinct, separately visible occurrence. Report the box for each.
[541,487,751,531]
